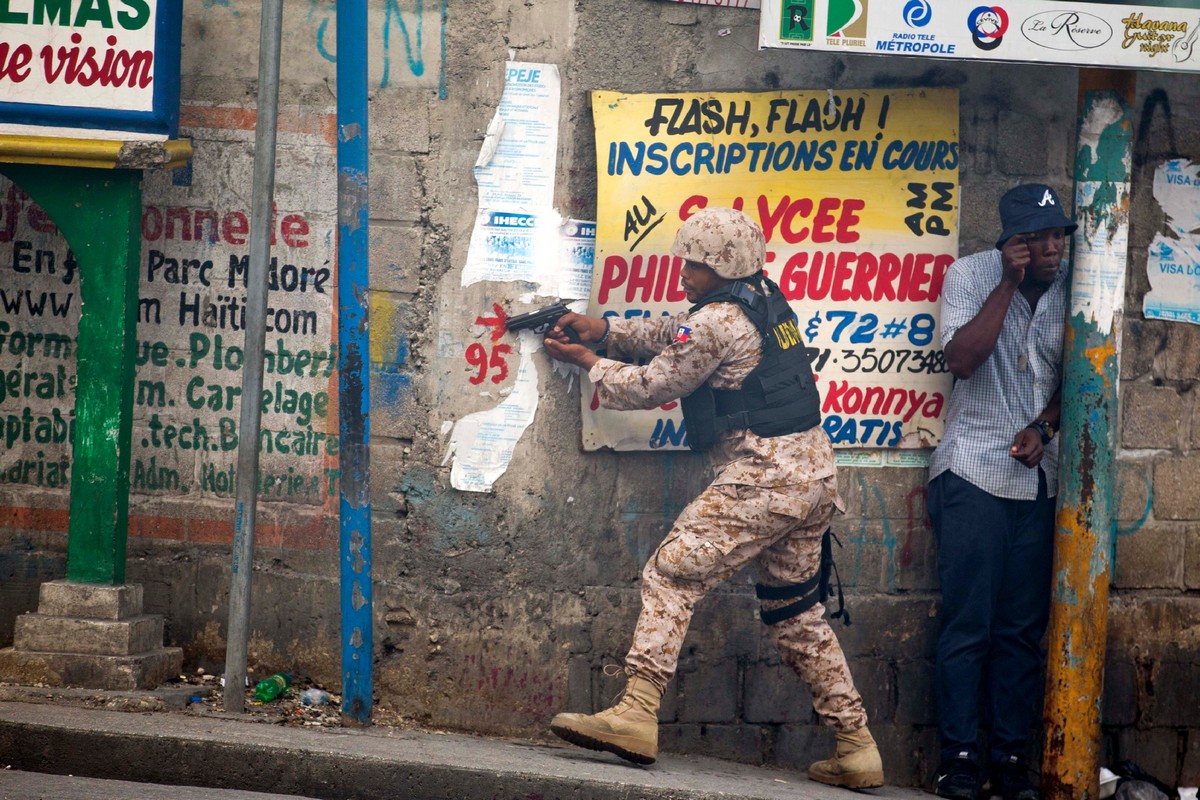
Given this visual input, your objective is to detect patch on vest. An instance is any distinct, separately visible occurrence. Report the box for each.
[675,325,692,343]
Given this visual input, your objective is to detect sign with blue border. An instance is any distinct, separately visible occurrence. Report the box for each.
[0,0,182,140]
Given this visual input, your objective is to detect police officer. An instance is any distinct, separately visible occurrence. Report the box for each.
[541,207,883,789]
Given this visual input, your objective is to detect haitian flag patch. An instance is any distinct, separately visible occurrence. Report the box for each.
[675,325,692,343]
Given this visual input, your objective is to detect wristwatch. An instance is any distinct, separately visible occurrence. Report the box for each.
[1027,419,1055,444]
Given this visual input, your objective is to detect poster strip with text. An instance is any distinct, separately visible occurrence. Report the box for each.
[759,0,1200,75]
[586,88,958,452]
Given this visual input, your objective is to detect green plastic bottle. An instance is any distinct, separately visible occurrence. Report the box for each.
[253,673,290,702]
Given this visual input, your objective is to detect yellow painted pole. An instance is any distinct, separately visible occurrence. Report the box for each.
[1042,69,1134,800]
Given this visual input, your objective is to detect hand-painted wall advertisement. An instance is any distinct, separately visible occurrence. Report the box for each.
[587,88,959,452]
[0,106,339,547]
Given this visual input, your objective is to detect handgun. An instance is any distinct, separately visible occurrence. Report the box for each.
[506,301,581,343]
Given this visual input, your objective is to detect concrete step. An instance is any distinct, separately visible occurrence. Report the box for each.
[36,580,144,621]
[0,646,182,690]
[15,613,165,656]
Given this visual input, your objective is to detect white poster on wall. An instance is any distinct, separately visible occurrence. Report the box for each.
[463,61,563,290]
[1144,158,1200,325]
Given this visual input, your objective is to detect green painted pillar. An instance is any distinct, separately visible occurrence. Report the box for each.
[1042,78,1133,800]
[0,165,142,586]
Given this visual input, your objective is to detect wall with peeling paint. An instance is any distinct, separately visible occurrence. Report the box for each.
[1109,70,1200,789]
[3,0,1200,788]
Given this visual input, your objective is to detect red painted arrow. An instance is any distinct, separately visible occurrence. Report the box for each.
[475,303,508,342]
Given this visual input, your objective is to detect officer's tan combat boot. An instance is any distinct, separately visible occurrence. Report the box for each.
[549,674,661,764]
[808,726,885,789]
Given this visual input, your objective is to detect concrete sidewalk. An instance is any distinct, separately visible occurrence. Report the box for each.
[0,697,926,800]
[0,770,316,800]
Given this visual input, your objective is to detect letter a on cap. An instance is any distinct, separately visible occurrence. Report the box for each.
[1038,189,1055,207]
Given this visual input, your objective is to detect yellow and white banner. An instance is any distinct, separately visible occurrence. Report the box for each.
[585,88,958,451]
[760,1,1200,74]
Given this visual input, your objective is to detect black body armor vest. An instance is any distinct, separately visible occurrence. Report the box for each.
[679,275,821,452]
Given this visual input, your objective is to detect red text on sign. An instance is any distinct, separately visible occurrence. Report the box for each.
[597,254,687,305]
[779,250,953,303]
[679,194,865,244]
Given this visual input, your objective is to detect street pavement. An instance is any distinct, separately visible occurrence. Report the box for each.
[0,695,928,800]
[0,770,313,800]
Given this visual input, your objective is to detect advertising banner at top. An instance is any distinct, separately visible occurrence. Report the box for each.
[759,0,1200,74]
[0,0,182,140]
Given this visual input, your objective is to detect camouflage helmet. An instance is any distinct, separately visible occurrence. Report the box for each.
[670,207,765,280]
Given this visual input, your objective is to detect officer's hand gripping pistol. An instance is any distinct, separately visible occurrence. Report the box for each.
[505,301,581,343]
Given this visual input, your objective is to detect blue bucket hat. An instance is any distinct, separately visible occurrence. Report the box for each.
[995,184,1077,250]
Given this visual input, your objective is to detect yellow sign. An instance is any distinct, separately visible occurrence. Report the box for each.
[585,88,958,451]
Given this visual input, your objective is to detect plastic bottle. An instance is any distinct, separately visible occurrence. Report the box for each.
[253,673,291,702]
[300,688,332,706]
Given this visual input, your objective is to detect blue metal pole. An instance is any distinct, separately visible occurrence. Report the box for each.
[337,0,372,725]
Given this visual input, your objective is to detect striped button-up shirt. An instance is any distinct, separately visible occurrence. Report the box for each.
[928,249,1065,500]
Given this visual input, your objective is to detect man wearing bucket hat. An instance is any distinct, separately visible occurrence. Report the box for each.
[928,184,1077,800]
[539,207,883,789]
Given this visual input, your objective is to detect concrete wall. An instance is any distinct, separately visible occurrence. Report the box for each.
[2,0,1200,788]
[1110,69,1200,788]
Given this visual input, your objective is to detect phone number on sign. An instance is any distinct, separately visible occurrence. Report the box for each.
[804,310,936,347]
[806,347,947,375]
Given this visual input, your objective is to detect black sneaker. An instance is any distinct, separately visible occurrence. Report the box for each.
[991,756,1039,800]
[935,754,981,800]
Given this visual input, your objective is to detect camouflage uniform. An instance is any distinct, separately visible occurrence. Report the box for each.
[589,300,868,732]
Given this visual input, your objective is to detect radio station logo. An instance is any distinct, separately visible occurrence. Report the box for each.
[904,0,932,29]
[968,6,1008,51]
[880,0,955,55]
[1022,11,1111,51]
[779,0,815,42]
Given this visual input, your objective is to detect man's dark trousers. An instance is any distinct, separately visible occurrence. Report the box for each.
[929,469,1056,765]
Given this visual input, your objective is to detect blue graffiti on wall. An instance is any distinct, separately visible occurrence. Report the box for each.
[374,335,412,406]
[621,455,687,565]
[399,468,488,552]
[307,0,448,95]
[847,475,898,592]
[202,0,239,20]
[1110,470,1153,568]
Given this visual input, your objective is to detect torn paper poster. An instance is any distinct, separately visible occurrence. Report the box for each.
[463,61,566,290]
[1144,159,1200,325]
[460,211,592,296]
[462,208,564,289]
[558,219,596,300]
[1072,180,1129,335]
[446,332,541,493]
[474,62,561,210]
[1070,94,1130,335]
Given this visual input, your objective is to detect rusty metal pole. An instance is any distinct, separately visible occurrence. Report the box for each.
[1042,71,1134,800]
